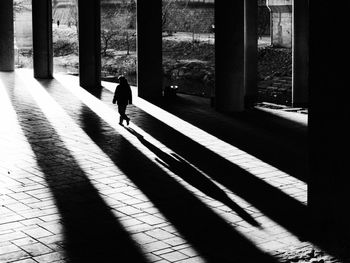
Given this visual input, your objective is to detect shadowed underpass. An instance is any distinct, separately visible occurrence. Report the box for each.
[3,1,350,262]
[1,71,340,262]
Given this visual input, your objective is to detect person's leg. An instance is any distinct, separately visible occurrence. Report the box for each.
[118,104,126,125]
[118,104,129,125]
[124,105,130,125]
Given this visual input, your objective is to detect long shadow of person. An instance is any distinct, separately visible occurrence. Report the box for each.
[125,126,261,228]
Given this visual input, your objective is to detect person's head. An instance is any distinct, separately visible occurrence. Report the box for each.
[118,75,128,85]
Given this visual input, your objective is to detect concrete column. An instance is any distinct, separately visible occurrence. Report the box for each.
[215,0,245,112]
[0,0,14,71]
[267,0,292,48]
[78,0,101,89]
[32,0,53,79]
[309,1,350,249]
[137,0,163,100]
[244,0,258,107]
[292,0,308,107]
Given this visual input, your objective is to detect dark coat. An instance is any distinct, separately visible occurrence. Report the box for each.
[113,83,132,105]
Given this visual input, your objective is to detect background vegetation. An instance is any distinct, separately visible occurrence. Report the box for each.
[15,0,291,104]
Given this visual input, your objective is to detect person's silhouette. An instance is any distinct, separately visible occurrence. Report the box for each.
[112,75,132,126]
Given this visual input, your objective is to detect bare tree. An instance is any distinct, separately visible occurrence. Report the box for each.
[101,29,119,56]
[101,3,135,56]
[68,0,79,29]
[184,8,210,42]
[162,0,189,34]
[52,0,59,13]
[162,0,175,32]
[257,6,270,39]
[13,0,27,17]
[162,0,214,40]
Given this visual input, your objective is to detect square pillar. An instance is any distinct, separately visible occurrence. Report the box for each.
[78,0,101,89]
[0,0,14,71]
[292,0,308,107]
[309,0,350,250]
[136,0,163,100]
[244,0,258,107]
[32,0,53,78]
[215,0,245,112]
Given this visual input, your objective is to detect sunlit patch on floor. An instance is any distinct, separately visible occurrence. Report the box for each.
[0,78,50,199]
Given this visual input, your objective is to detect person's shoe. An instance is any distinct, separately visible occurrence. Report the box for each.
[126,118,130,126]
[119,121,123,126]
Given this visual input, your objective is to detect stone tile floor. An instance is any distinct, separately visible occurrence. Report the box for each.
[0,69,346,262]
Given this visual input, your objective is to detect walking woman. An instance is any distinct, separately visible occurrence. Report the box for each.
[112,75,132,125]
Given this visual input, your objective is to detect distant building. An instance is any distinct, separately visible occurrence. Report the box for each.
[266,0,293,48]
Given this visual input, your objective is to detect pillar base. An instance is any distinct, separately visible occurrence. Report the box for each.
[244,95,258,109]
[0,68,15,72]
[34,73,53,79]
[292,102,308,108]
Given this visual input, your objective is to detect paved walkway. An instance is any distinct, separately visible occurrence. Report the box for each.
[0,69,344,262]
